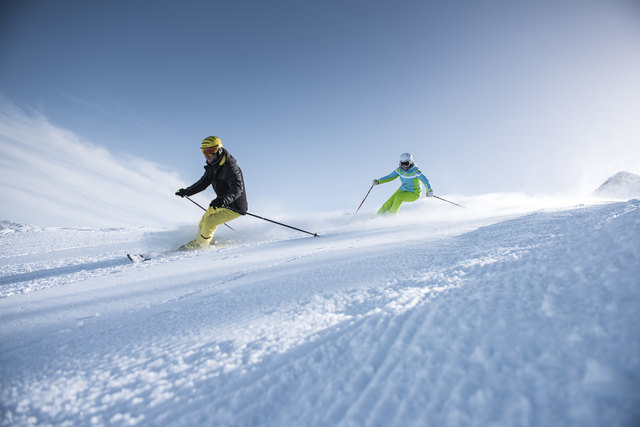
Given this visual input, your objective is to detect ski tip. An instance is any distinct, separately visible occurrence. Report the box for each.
[127,253,149,263]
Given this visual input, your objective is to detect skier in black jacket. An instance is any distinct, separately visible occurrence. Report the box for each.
[175,136,247,249]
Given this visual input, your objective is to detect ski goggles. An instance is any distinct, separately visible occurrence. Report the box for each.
[202,146,221,157]
[400,161,411,167]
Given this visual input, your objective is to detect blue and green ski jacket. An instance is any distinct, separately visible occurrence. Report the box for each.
[378,165,432,196]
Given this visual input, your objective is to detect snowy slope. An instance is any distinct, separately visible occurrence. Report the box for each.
[1,198,639,426]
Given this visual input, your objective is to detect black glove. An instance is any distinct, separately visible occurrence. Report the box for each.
[175,189,187,198]
[210,199,224,209]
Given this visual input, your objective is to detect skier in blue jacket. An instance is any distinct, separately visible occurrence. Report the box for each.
[374,153,433,214]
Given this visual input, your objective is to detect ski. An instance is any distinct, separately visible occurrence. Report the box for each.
[127,251,178,262]
[127,242,224,263]
[127,253,152,263]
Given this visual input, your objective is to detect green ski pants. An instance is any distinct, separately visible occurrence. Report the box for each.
[377,188,420,215]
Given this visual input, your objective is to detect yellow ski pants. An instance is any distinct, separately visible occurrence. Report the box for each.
[194,207,241,247]
[377,188,420,215]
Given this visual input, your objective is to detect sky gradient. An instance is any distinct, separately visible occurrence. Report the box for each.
[1,0,640,227]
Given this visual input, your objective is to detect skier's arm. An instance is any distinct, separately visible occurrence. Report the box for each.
[183,174,210,196]
[377,170,399,184]
[418,173,431,191]
[418,172,433,196]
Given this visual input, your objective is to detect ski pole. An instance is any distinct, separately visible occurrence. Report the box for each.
[226,207,319,237]
[433,195,469,210]
[355,183,375,214]
[185,196,235,231]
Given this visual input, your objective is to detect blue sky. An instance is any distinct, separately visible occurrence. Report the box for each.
[1,0,640,227]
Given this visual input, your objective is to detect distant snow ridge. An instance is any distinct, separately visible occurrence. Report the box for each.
[0,220,41,234]
[594,171,640,199]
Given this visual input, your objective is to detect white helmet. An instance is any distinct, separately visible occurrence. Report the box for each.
[399,152,413,165]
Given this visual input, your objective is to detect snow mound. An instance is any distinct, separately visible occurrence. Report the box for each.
[0,220,42,235]
[594,171,640,200]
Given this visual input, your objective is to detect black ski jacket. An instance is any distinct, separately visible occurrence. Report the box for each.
[183,149,248,213]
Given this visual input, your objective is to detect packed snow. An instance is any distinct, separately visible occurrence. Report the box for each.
[1,193,639,427]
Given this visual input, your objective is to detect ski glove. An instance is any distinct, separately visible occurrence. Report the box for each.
[372,179,379,185]
[175,188,187,198]
[210,199,224,209]
[426,189,434,197]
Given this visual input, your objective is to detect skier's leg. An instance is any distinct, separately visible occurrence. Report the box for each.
[386,190,419,214]
[377,189,403,215]
[182,207,241,249]
[197,207,241,246]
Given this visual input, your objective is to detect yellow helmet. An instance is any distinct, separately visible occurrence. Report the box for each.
[201,136,223,150]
